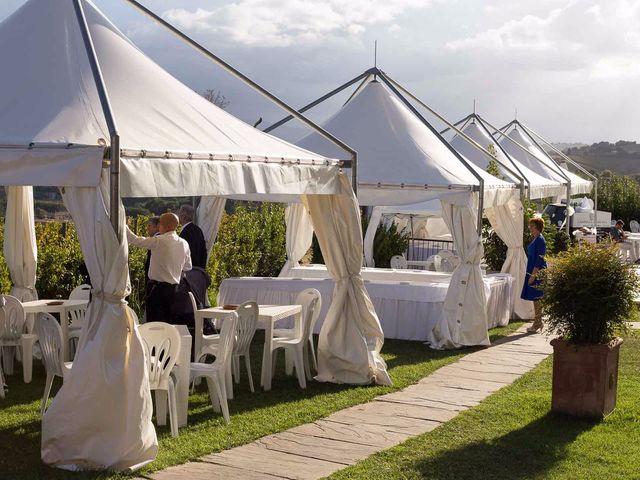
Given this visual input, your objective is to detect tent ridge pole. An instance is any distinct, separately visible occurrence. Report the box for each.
[73,0,121,237]
[518,122,598,232]
[473,114,531,194]
[376,73,484,187]
[263,71,371,133]
[123,0,357,194]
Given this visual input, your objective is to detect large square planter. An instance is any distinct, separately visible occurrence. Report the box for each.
[551,337,623,418]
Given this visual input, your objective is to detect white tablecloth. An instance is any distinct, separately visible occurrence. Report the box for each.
[290,265,455,283]
[218,274,513,343]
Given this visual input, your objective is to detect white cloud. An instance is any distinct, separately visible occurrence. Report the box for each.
[163,0,440,47]
[446,0,640,78]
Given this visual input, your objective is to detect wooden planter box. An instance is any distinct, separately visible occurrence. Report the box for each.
[551,337,623,418]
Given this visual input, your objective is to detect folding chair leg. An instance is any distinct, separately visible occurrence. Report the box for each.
[271,349,278,380]
[217,376,231,424]
[293,347,306,389]
[2,346,15,376]
[168,381,179,437]
[244,355,254,393]
[21,335,36,384]
[308,337,317,372]
[303,344,313,381]
[41,373,54,416]
[205,376,221,413]
[285,350,294,376]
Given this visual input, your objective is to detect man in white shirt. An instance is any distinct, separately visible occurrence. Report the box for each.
[127,213,192,323]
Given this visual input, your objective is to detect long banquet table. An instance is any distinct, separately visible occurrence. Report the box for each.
[218,271,513,343]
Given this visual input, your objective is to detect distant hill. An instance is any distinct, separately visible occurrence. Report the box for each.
[551,141,640,176]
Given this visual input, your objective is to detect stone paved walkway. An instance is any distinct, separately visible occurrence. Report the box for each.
[144,326,552,480]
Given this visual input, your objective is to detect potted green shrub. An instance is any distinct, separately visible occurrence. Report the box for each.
[541,242,638,418]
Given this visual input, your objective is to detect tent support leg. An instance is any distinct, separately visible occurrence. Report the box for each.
[594,178,598,242]
[566,183,571,238]
[351,152,358,196]
[477,182,485,236]
[110,135,121,239]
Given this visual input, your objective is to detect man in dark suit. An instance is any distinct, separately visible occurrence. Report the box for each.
[178,204,208,268]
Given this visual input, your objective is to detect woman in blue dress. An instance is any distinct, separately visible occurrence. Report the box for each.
[522,217,547,332]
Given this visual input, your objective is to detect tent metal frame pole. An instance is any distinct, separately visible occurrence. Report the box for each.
[470,114,530,201]
[518,122,599,234]
[439,114,473,135]
[379,72,524,187]
[263,70,372,133]
[123,0,358,195]
[342,74,374,107]
[376,72,486,234]
[73,0,121,238]
[500,120,570,181]
[505,120,572,237]
[479,115,571,189]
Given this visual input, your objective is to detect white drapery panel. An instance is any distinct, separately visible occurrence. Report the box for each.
[42,173,157,471]
[280,203,314,276]
[4,186,38,303]
[302,176,391,385]
[196,196,227,260]
[485,198,534,320]
[431,194,490,349]
[363,208,383,267]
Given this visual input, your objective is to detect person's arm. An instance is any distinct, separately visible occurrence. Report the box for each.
[126,226,159,250]
[183,244,193,272]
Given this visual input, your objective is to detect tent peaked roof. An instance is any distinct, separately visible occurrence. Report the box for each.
[450,119,565,199]
[500,126,592,195]
[0,0,332,164]
[296,80,512,206]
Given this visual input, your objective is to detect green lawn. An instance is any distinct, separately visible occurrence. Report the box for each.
[329,331,640,480]
[0,324,523,480]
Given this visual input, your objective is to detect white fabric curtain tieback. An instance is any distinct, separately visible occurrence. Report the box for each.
[91,290,126,305]
[337,273,362,282]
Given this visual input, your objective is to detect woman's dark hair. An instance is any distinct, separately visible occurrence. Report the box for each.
[529,217,545,233]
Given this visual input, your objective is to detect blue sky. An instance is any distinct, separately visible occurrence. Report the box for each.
[1,0,638,143]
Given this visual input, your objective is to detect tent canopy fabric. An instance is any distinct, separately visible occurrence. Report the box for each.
[0,0,343,201]
[295,81,515,207]
[450,119,565,200]
[500,127,592,196]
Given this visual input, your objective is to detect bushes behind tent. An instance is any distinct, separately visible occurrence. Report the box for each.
[0,203,288,315]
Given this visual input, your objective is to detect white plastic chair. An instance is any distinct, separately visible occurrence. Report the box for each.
[273,289,322,379]
[437,250,461,272]
[139,322,181,437]
[190,313,237,424]
[631,220,640,233]
[66,305,88,359]
[0,295,36,383]
[271,292,321,389]
[189,292,220,362]
[34,313,72,415]
[69,284,91,301]
[231,302,259,392]
[390,255,408,269]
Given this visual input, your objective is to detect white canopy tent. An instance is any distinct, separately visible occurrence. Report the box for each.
[446,115,567,200]
[0,0,389,471]
[266,70,521,349]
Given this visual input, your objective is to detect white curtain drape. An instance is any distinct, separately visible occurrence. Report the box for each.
[196,196,227,260]
[280,203,314,276]
[485,198,534,320]
[363,208,383,267]
[4,186,38,303]
[41,173,157,471]
[302,175,391,385]
[431,194,490,349]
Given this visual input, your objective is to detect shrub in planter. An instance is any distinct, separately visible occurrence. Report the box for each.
[541,242,639,417]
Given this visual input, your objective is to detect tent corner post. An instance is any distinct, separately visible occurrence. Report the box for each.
[351,151,358,197]
[477,180,485,236]
[566,182,571,238]
[110,134,121,240]
[594,178,598,242]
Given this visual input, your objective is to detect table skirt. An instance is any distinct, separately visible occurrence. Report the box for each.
[218,275,513,342]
